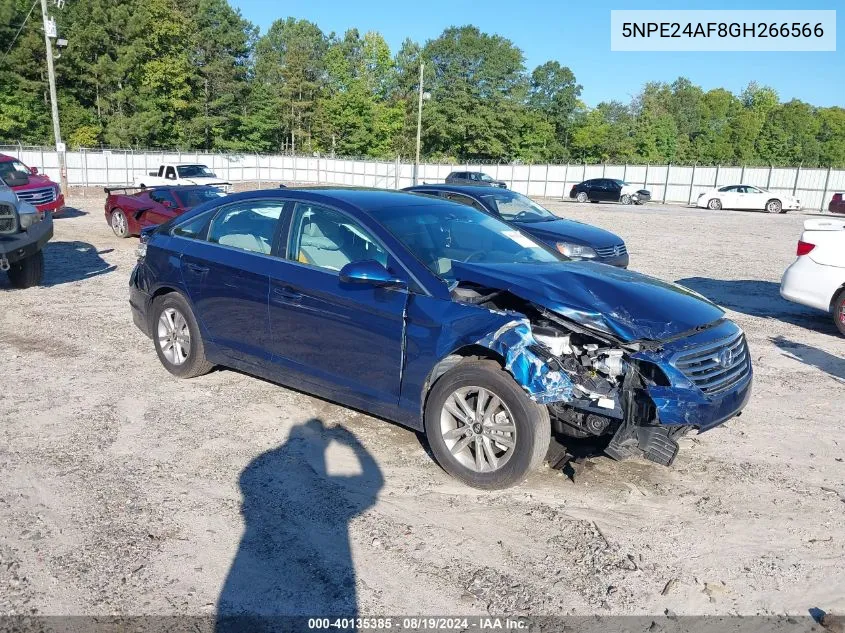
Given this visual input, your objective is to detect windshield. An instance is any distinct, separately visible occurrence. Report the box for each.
[175,187,226,207]
[480,190,557,223]
[370,203,564,281]
[177,165,216,178]
[0,160,30,182]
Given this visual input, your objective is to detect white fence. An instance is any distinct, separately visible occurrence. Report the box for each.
[3,145,845,211]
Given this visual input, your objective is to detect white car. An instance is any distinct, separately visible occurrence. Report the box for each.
[780,217,845,336]
[134,163,232,193]
[696,184,801,214]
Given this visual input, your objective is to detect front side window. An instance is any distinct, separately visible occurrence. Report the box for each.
[370,203,562,280]
[445,193,486,212]
[480,191,557,223]
[479,173,493,182]
[0,160,29,182]
[288,203,387,272]
[150,190,177,206]
[207,200,284,254]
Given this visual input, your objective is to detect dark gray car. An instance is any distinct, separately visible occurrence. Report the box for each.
[445,171,507,188]
[404,184,629,267]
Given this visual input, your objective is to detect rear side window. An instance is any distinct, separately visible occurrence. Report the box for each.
[208,200,285,255]
[445,192,487,212]
[173,211,213,239]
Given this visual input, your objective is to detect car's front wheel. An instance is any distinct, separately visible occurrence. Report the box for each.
[152,293,214,378]
[708,198,722,210]
[424,360,551,489]
[620,194,632,205]
[766,199,783,214]
[576,192,588,203]
[833,289,845,337]
[7,250,44,288]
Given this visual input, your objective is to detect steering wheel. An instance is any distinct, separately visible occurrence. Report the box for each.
[464,250,488,263]
[513,211,537,221]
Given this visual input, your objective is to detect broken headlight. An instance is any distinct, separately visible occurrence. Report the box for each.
[556,242,597,259]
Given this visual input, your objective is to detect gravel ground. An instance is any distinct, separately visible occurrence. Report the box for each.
[1,189,843,619]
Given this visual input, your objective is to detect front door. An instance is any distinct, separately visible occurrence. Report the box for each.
[179,198,286,366]
[266,201,407,409]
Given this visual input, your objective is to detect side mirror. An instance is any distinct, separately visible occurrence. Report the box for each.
[339,260,406,288]
[29,166,38,175]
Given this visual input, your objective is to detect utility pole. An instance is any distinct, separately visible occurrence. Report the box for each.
[413,61,424,186]
[40,0,67,194]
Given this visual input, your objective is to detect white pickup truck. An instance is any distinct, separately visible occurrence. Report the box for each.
[134,163,232,192]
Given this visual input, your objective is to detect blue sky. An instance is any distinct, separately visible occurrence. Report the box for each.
[232,0,843,107]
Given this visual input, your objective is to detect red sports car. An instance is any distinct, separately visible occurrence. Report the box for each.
[104,185,226,237]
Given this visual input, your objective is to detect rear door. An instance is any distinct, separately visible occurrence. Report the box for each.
[265,201,407,407]
[179,198,286,367]
[718,186,739,208]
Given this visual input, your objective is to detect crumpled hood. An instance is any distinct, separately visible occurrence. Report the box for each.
[450,260,723,342]
[514,218,622,248]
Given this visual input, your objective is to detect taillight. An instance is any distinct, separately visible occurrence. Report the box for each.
[796,240,815,256]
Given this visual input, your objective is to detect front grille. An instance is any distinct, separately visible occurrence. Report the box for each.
[595,243,628,258]
[0,203,17,234]
[672,329,750,395]
[16,187,56,206]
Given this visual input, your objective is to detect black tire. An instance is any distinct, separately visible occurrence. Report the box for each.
[765,199,783,214]
[152,292,214,378]
[424,359,551,489]
[576,192,588,203]
[7,250,44,288]
[590,200,599,204]
[708,198,722,210]
[110,208,130,238]
[620,194,632,205]
[833,289,845,337]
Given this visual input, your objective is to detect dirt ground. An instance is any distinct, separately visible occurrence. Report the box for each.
[1,188,843,619]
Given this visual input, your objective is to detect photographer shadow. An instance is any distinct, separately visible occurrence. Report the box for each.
[216,418,383,632]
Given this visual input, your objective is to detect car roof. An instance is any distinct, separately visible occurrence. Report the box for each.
[405,184,504,196]
[220,187,453,214]
[0,154,18,163]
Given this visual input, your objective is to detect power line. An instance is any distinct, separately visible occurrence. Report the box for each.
[0,0,40,65]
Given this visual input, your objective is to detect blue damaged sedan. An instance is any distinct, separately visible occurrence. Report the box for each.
[130,188,752,489]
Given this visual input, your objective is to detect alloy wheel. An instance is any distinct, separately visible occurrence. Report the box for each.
[157,307,191,365]
[440,386,517,472]
[111,211,127,236]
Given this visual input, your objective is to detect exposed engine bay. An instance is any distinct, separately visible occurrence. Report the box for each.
[452,282,687,465]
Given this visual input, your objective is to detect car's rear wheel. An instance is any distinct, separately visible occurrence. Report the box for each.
[576,192,588,203]
[833,289,845,337]
[152,293,213,378]
[110,209,130,238]
[766,199,783,214]
[708,198,722,210]
[7,250,44,288]
[620,194,632,205]
[424,360,551,489]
